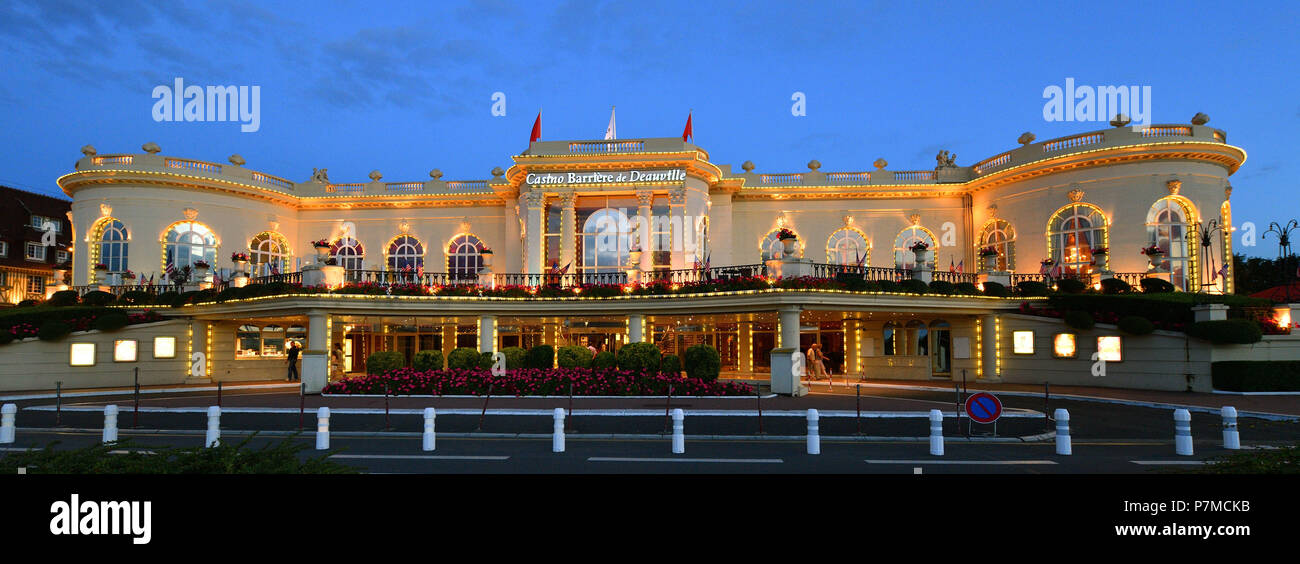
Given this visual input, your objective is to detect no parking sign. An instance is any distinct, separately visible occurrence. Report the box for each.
[964,392,1002,424]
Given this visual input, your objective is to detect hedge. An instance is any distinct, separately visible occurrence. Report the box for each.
[1063,310,1095,330]
[557,345,594,368]
[876,280,900,293]
[447,347,481,370]
[617,342,662,372]
[927,280,954,295]
[1140,277,1175,293]
[413,350,444,371]
[899,279,928,294]
[477,352,494,369]
[660,354,681,374]
[119,291,155,305]
[365,351,405,375]
[683,344,722,382]
[526,345,555,369]
[1055,278,1087,294]
[593,351,616,369]
[38,320,73,341]
[80,291,116,306]
[500,346,528,369]
[47,290,79,307]
[981,281,1008,297]
[92,311,129,332]
[1016,281,1050,297]
[1186,320,1263,344]
[1100,278,1133,295]
[1117,315,1154,336]
[1212,361,1300,392]
[953,282,980,295]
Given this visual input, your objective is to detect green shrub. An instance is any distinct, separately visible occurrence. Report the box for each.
[1100,278,1133,295]
[0,331,14,345]
[841,276,870,292]
[38,319,73,340]
[1212,361,1300,392]
[154,291,183,307]
[1016,281,1050,297]
[447,347,481,370]
[876,279,900,293]
[899,279,929,294]
[1055,278,1087,294]
[92,311,129,332]
[617,342,662,372]
[526,345,555,369]
[1186,320,1263,344]
[1064,310,1095,330]
[1117,316,1155,335]
[928,280,954,295]
[660,354,682,374]
[0,436,357,475]
[1196,444,1300,474]
[1140,277,1175,294]
[593,350,616,369]
[500,346,528,369]
[413,350,444,371]
[365,351,405,375]
[557,345,594,368]
[478,351,495,369]
[118,290,155,305]
[47,290,79,307]
[683,344,722,381]
[80,290,116,306]
[16,299,40,307]
[981,281,1008,297]
[953,282,980,295]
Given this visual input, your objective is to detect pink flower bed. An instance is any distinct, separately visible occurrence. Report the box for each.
[323,367,756,396]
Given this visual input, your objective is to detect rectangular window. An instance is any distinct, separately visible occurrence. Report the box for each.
[0,271,7,286]
[70,343,96,366]
[56,250,70,264]
[114,339,138,362]
[236,324,261,358]
[25,242,46,261]
[0,241,8,257]
[32,216,62,233]
[1096,336,1123,362]
[1012,331,1035,355]
[27,275,44,293]
[154,336,177,358]
[1053,333,1077,358]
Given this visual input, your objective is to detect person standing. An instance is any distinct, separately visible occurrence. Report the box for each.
[330,343,344,379]
[287,341,301,381]
[806,342,822,380]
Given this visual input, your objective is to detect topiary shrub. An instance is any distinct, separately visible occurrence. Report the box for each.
[365,351,405,375]
[413,350,444,371]
[16,299,40,307]
[38,319,73,341]
[1016,281,1050,297]
[447,347,481,370]
[1117,316,1155,336]
[1100,278,1133,295]
[92,311,129,332]
[1064,310,1095,330]
[953,282,980,295]
[80,291,116,306]
[593,350,616,369]
[928,280,954,295]
[526,345,555,369]
[118,291,155,305]
[876,279,900,293]
[557,345,594,368]
[500,346,527,369]
[1186,320,1263,344]
[1055,278,1087,294]
[1140,277,1175,294]
[899,279,929,294]
[47,290,79,307]
[660,354,682,374]
[154,292,183,307]
[617,342,662,372]
[478,351,495,369]
[683,344,722,382]
[981,281,1008,297]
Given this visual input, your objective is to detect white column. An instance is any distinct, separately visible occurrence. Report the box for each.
[478,315,497,353]
[559,190,576,272]
[778,306,801,351]
[669,186,688,270]
[770,306,807,396]
[980,314,1000,382]
[302,310,329,394]
[523,192,545,276]
[628,313,645,343]
[636,190,654,272]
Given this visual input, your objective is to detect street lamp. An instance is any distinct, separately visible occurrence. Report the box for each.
[1197,219,1227,293]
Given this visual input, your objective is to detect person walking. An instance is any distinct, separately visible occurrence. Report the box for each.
[805,342,823,380]
[286,341,301,381]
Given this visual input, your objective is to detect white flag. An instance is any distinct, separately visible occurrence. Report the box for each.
[604,106,616,140]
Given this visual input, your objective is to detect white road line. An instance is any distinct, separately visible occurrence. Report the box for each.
[328,454,509,461]
[864,459,1058,465]
[1130,460,1208,465]
[588,457,784,463]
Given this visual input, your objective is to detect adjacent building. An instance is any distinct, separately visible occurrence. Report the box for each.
[0,186,72,305]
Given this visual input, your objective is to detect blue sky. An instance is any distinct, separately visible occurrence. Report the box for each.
[1,0,1296,256]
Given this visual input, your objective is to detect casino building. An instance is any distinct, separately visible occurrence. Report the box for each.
[9,116,1294,395]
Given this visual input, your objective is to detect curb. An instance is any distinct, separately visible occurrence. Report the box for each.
[0,383,299,402]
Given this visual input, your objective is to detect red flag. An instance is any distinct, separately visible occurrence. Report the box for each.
[529,111,541,143]
[682,112,693,142]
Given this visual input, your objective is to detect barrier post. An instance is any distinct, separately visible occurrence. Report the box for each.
[205,406,221,448]
[553,408,566,453]
[217,381,222,407]
[1174,409,1193,456]
[102,405,119,444]
[855,385,861,435]
[671,408,684,454]
[1054,408,1071,455]
[133,368,140,428]
[928,409,943,456]
[315,407,330,450]
[422,408,436,451]
[806,409,820,455]
[55,381,62,426]
[0,403,16,444]
[1221,406,1240,450]
[477,383,493,431]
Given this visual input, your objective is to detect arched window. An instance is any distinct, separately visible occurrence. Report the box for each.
[1047,203,1108,274]
[163,221,218,279]
[761,228,803,260]
[446,233,485,279]
[331,237,364,271]
[905,320,928,356]
[826,228,869,265]
[248,232,290,275]
[582,208,632,273]
[978,219,1015,271]
[92,218,129,282]
[1147,198,1194,290]
[694,216,709,267]
[386,235,424,272]
[894,226,937,270]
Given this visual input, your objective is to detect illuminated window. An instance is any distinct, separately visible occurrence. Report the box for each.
[1096,336,1123,362]
[249,232,290,275]
[978,219,1015,271]
[882,322,898,356]
[164,221,218,275]
[446,233,485,280]
[70,343,96,366]
[893,226,936,270]
[114,339,138,362]
[1146,197,1194,291]
[826,228,869,265]
[331,237,365,272]
[582,208,632,274]
[154,336,176,358]
[1047,203,1107,275]
[1053,333,1077,358]
[1013,331,1035,355]
[387,235,424,272]
[761,228,802,260]
[95,219,130,276]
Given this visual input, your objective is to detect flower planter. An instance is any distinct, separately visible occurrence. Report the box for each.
[980,254,998,272]
[781,238,798,256]
[913,249,931,267]
[314,245,332,263]
[480,252,494,268]
[233,259,249,275]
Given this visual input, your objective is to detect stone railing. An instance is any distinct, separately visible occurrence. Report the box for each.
[524,137,700,157]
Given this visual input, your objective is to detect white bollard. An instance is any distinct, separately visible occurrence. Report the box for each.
[102,405,119,443]
[1174,409,1193,456]
[315,407,330,450]
[1054,408,1072,455]
[553,408,566,453]
[422,408,436,452]
[0,403,15,444]
[1221,406,1240,450]
[205,406,221,448]
[806,409,820,455]
[671,408,684,454]
[928,409,943,456]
